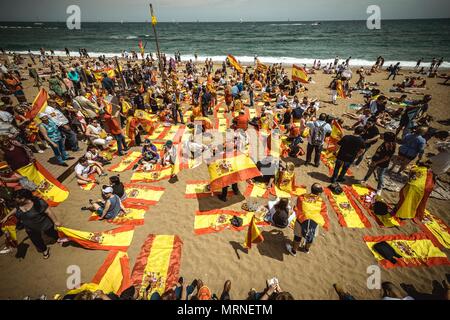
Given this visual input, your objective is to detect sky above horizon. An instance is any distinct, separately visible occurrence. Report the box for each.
[1,0,449,22]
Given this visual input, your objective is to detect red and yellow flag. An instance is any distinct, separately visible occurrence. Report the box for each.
[185,180,233,199]
[194,210,268,235]
[292,64,309,83]
[93,68,116,81]
[418,210,450,249]
[243,215,264,249]
[394,166,434,220]
[324,187,371,228]
[208,152,261,191]
[91,250,131,295]
[131,234,183,299]
[364,233,450,269]
[109,151,142,172]
[88,204,148,226]
[25,88,47,120]
[295,193,330,231]
[227,54,243,74]
[16,161,69,206]
[336,79,346,98]
[57,225,135,251]
[123,184,165,206]
[138,40,145,56]
[328,120,343,147]
[256,59,268,73]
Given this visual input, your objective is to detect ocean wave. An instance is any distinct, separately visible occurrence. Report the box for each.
[126,35,138,39]
[8,50,449,68]
[270,23,306,26]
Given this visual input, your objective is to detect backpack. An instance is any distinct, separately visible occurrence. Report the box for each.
[310,122,327,146]
[230,216,243,227]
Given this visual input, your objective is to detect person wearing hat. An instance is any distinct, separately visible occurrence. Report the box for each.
[38,113,71,167]
[82,186,126,221]
[132,139,159,170]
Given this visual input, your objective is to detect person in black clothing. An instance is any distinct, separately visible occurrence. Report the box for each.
[201,88,212,117]
[219,183,240,202]
[354,118,380,166]
[133,92,145,110]
[253,156,279,188]
[109,175,126,200]
[0,189,63,259]
[331,126,365,183]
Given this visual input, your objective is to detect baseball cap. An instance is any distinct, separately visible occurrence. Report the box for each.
[102,186,114,194]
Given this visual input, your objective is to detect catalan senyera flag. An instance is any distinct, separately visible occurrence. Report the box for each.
[394,166,434,220]
[256,59,268,73]
[227,54,243,74]
[194,210,269,235]
[418,210,450,249]
[295,193,330,231]
[347,184,403,228]
[131,234,183,299]
[208,152,261,191]
[364,233,450,269]
[185,180,233,199]
[123,184,165,206]
[109,151,142,172]
[57,225,135,251]
[25,88,48,120]
[88,204,148,226]
[16,161,69,207]
[292,64,309,83]
[243,215,264,249]
[324,187,371,228]
[91,250,131,295]
[336,79,346,98]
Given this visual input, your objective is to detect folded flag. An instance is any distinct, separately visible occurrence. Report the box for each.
[364,233,449,269]
[123,184,165,206]
[16,161,69,206]
[57,225,135,251]
[131,234,183,299]
[292,64,309,83]
[88,204,148,226]
[417,210,450,249]
[243,215,264,249]
[25,88,47,120]
[324,187,371,228]
[347,184,403,228]
[194,210,269,235]
[109,151,142,172]
[208,152,261,191]
[227,54,243,74]
[184,180,233,199]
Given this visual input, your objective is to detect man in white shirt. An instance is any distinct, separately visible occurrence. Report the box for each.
[44,103,79,151]
[74,156,107,186]
[305,113,332,167]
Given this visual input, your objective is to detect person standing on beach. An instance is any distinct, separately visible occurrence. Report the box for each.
[415,58,423,71]
[333,56,339,69]
[103,102,128,156]
[28,63,40,88]
[305,113,331,168]
[38,114,71,167]
[65,47,70,57]
[387,62,400,80]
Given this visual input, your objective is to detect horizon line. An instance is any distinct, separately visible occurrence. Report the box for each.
[1,17,449,23]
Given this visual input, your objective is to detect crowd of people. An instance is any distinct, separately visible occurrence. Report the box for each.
[0,46,448,299]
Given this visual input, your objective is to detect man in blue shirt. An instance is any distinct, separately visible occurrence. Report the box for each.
[389,126,427,174]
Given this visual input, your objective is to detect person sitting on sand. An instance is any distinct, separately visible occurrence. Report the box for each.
[85,118,113,149]
[247,279,294,300]
[132,139,160,171]
[85,145,110,166]
[75,156,107,186]
[108,175,126,201]
[265,197,295,229]
[275,161,297,195]
[82,186,126,221]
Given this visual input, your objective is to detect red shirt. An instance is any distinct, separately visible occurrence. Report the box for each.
[234,114,249,131]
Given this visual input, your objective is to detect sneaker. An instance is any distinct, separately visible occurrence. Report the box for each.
[57,238,69,244]
[59,162,69,167]
[285,243,297,257]
[0,247,13,254]
[38,150,44,154]
[360,180,368,186]
[39,294,47,300]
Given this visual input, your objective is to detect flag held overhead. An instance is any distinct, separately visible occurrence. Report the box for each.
[292,64,309,83]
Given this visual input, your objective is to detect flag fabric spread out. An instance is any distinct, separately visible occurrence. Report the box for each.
[133,109,156,134]
[295,194,330,231]
[16,161,69,206]
[364,233,449,269]
[320,150,353,177]
[93,68,116,81]
[88,204,148,226]
[145,125,185,143]
[227,54,243,74]
[184,180,233,199]
[146,125,170,140]
[25,88,47,120]
[122,184,165,206]
[292,64,309,83]
[57,225,135,251]
[324,187,371,228]
[347,184,403,228]
[131,234,183,299]
[194,210,269,235]
[130,165,175,183]
[244,182,306,199]
[214,104,229,133]
[91,250,131,295]
[243,215,264,249]
[109,151,142,172]
[208,152,261,191]
[418,210,450,249]
[100,140,119,161]
[80,174,97,191]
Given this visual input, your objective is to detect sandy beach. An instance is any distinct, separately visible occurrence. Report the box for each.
[0,55,449,300]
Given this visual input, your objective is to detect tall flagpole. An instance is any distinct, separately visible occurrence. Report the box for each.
[149,3,167,91]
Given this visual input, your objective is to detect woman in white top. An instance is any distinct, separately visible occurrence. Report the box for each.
[85,119,112,148]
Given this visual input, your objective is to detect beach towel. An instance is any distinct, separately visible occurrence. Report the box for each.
[194,210,269,235]
[16,161,69,206]
[417,210,450,249]
[324,187,371,228]
[57,225,135,251]
[109,151,142,172]
[184,180,233,199]
[131,234,183,299]
[91,250,131,295]
[208,152,261,191]
[364,233,449,269]
[347,184,403,228]
[88,204,148,226]
[320,149,353,176]
[79,174,97,191]
[243,215,264,249]
[122,184,165,206]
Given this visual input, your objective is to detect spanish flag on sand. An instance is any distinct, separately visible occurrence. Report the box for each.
[227,54,243,74]
[16,161,69,206]
[243,215,264,249]
[292,64,309,83]
[207,152,261,191]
